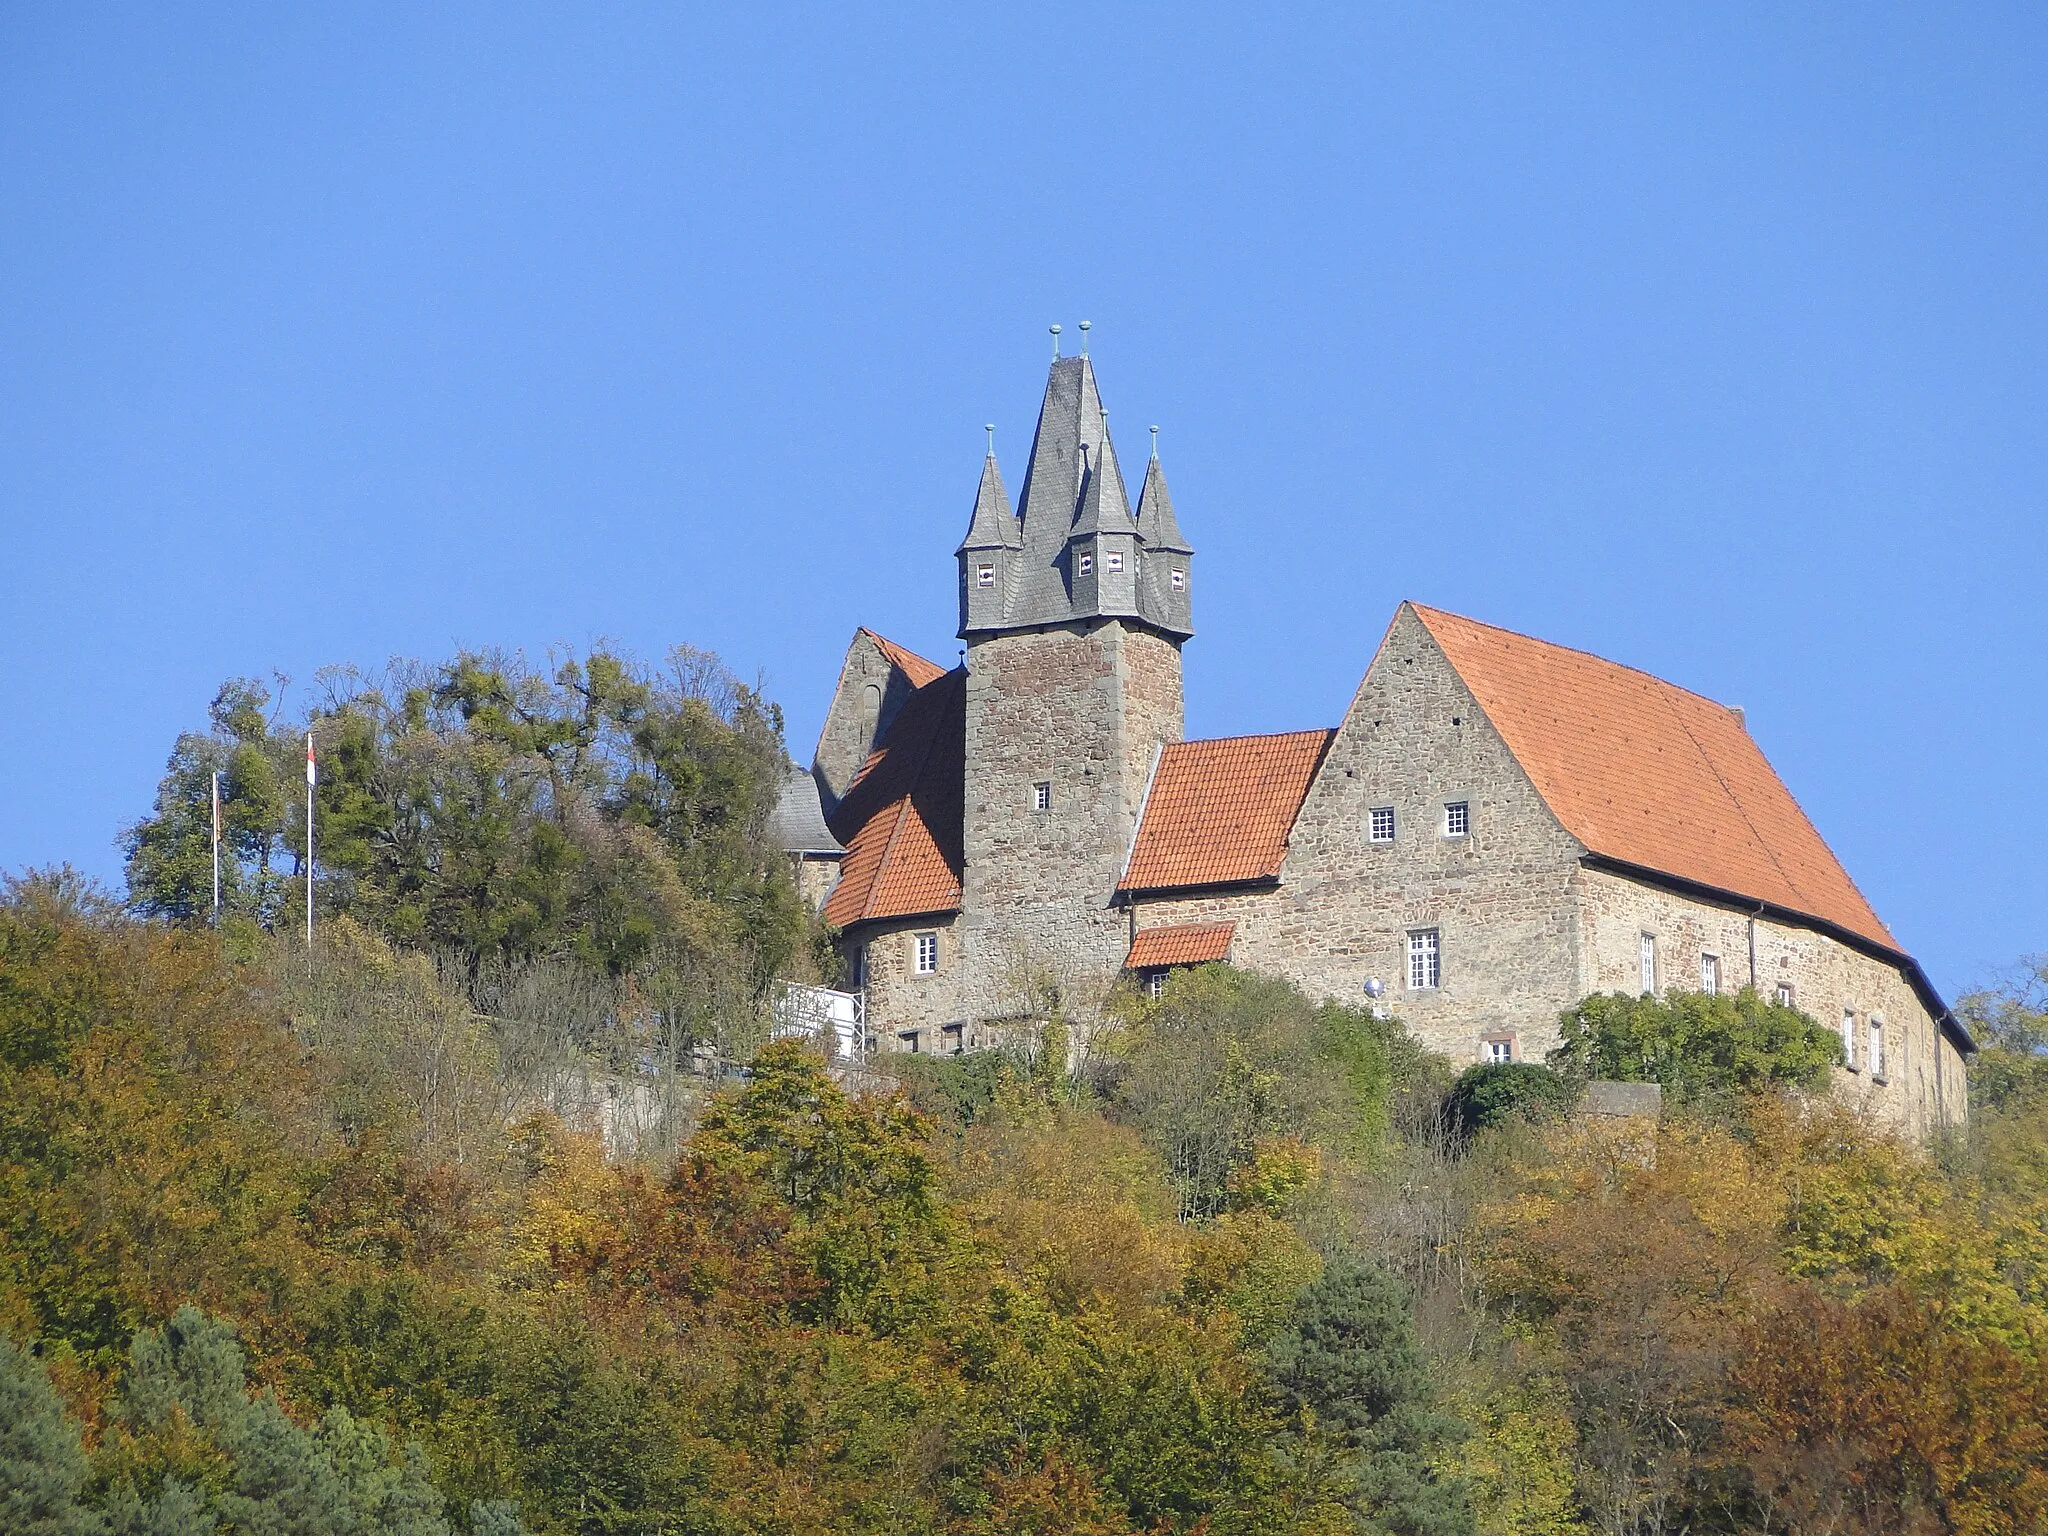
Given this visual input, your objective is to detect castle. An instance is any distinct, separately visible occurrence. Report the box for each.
[773,349,1973,1138]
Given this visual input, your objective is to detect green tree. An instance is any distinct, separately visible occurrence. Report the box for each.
[1445,1064,1575,1138]
[0,1334,99,1536]
[1265,1261,1475,1536]
[1547,988,1840,1111]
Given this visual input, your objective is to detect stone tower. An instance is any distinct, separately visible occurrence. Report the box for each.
[954,353,1194,1017]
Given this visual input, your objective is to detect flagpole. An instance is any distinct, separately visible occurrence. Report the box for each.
[211,771,221,922]
[305,732,315,972]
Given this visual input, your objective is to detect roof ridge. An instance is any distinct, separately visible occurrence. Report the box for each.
[861,798,917,923]
[1169,727,1337,750]
[1408,602,1744,720]
[855,627,946,685]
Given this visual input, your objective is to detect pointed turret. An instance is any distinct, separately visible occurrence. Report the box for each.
[970,349,1190,640]
[957,446,1020,636]
[1134,450,1194,637]
[1067,427,1141,618]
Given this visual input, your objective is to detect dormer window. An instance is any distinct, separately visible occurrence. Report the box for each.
[976,563,995,588]
[1170,569,1186,591]
[1077,552,1094,576]
[1105,550,1124,572]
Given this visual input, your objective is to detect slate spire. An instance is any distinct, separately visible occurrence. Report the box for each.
[957,444,1019,635]
[1134,449,1194,637]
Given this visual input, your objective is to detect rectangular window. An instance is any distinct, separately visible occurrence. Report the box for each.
[1639,933,1658,996]
[1444,801,1469,838]
[1032,781,1052,812]
[1700,953,1720,996]
[1869,1017,1886,1081]
[1105,550,1124,572]
[1077,551,1094,576]
[1841,1009,1858,1070]
[899,1030,922,1054]
[914,931,938,975]
[1775,981,1795,1007]
[1145,970,1167,999]
[1484,1037,1513,1065]
[1170,568,1186,591]
[1369,806,1396,843]
[1407,929,1441,990]
[976,563,995,588]
[848,944,866,991]
[942,1022,964,1055]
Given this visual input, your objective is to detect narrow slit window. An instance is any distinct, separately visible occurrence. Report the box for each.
[1369,806,1396,843]
[1639,934,1657,995]
[1700,954,1720,996]
[1841,1009,1858,1069]
[1407,929,1440,990]
[1869,1018,1887,1081]
[1032,781,1052,812]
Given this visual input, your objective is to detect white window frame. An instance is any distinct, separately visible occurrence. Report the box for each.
[1077,551,1094,576]
[1032,780,1052,812]
[1869,1016,1886,1081]
[1407,928,1441,990]
[1444,801,1470,838]
[1841,1009,1858,1070]
[1105,549,1125,572]
[913,931,939,975]
[976,562,995,588]
[1639,933,1658,996]
[1775,981,1795,1008]
[1484,1037,1513,1065]
[1700,953,1720,997]
[1170,568,1186,591]
[1144,969,1167,999]
[1369,806,1396,844]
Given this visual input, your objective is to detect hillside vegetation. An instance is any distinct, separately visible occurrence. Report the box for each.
[1,654,2044,1536]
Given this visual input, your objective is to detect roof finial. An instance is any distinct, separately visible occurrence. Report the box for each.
[984,423,995,458]
[1078,319,1091,357]
[1149,424,1159,461]
[1049,323,1062,359]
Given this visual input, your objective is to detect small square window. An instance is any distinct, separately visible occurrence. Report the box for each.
[1484,1037,1513,1065]
[1775,981,1795,1008]
[1369,806,1396,843]
[1032,781,1052,812]
[1869,1017,1887,1081]
[1407,929,1440,990]
[976,563,995,588]
[1841,1009,1858,1070]
[1444,801,1469,838]
[1077,552,1094,576]
[1105,549,1124,572]
[1170,568,1186,591]
[914,931,938,974]
[1639,933,1657,996]
[1700,954,1720,996]
[899,1029,922,1054]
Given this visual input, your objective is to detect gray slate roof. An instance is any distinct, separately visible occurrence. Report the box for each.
[961,354,1193,639]
[767,762,843,855]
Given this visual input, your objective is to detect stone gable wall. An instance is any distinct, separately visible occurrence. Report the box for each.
[813,633,925,810]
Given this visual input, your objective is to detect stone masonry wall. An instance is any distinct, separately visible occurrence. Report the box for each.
[956,620,1184,1023]
[853,914,965,1050]
[1213,606,1589,1063]
[813,633,925,811]
[1576,867,1968,1138]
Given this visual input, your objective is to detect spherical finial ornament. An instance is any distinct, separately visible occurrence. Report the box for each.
[1149,424,1160,460]
[1078,318,1091,356]
[1049,323,1062,359]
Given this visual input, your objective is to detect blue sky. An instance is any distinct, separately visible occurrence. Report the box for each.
[2,5,2042,999]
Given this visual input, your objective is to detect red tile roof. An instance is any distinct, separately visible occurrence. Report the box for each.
[1410,604,1900,954]
[822,667,964,928]
[1119,730,1336,893]
[1126,922,1236,969]
[859,628,948,689]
